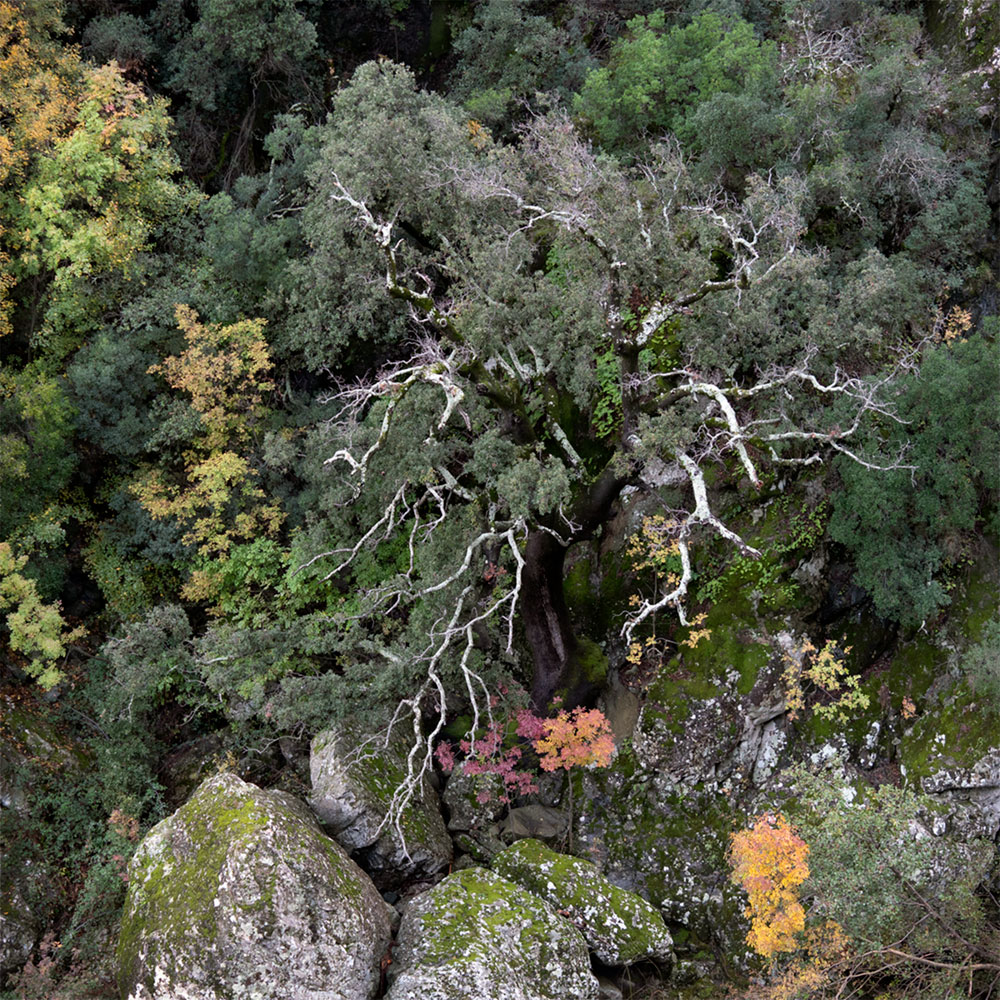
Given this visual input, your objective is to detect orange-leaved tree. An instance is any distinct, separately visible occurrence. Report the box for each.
[729,812,810,959]
[530,707,615,850]
[533,707,616,772]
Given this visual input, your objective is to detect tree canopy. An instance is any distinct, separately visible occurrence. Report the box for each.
[0,5,997,991]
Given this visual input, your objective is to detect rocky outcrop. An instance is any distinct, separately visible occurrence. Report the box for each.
[440,767,507,862]
[386,867,599,1000]
[118,772,394,1000]
[441,767,504,833]
[1,696,93,811]
[584,622,786,970]
[499,804,567,843]
[921,747,1000,841]
[493,839,673,967]
[310,726,452,888]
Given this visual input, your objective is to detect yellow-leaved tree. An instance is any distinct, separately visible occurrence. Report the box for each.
[729,812,810,959]
[133,305,284,602]
[3,0,191,356]
[0,542,85,688]
[0,0,83,338]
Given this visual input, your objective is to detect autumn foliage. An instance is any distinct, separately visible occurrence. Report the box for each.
[435,720,539,804]
[531,707,615,772]
[780,637,869,724]
[134,306,283,599]
[435,705,615,805]
[729,812,810,959]
[0,541,85,688]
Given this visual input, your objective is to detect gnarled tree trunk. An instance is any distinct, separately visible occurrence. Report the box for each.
[523,467,628,710]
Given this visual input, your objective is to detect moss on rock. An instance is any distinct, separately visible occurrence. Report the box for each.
[117,772,393,1000]
[386,867,599,1000]
[493,838,673,967]
[572,756,752,974]
[310,724,452,889]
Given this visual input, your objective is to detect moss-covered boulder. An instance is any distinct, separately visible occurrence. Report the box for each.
[573,754,753,974]
[118,772,394,1000]
[310,726,452,889]
[386,867,599,1000]
[493,838,673,967]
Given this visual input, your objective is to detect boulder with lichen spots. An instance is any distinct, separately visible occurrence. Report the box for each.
[386,867,599,1000]
[493,838,673,967]
[118,772,393,1000]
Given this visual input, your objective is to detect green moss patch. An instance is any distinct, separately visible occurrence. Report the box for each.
[390,866,599,1000]
[493,838,673,966]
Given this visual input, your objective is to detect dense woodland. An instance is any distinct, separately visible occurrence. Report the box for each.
[1,1,999,998]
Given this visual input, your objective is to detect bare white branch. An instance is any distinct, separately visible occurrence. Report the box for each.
[322,344,468,489]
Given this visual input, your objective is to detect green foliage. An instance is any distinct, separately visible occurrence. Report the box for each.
[100,604,196,719]
[187,0,317,69]
[80,13,154,68]
[790,764,995,967]
[82,477,191,623]
[290,60,471,369]
[200,538,292,627]
[0,707,165,974]
[962,616,1000,708]
[699,551,795,612]
[687,87,786,182]
[830,331,1000,625]
[698,498,829,613]
[782,9,989,273]
[592,348,623,440]
[155,0,323,179]
[574,11,778,155]
[67,327,164,459]
[496,452,573,519]
[0,363,77,543]
[448,0,594,131]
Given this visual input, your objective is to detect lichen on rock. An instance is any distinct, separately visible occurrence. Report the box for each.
[492,838,673,967]
[386,867,599,1000]
[117,772,394,1000]
[920,746,1000,841]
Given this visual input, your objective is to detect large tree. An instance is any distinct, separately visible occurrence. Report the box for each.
[287,61,916,744]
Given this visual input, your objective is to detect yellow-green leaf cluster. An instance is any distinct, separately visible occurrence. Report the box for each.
[134,307,283,602]
[0,0,83,337]
[782,638,869,724]
[0,541,85,688]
